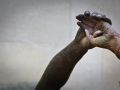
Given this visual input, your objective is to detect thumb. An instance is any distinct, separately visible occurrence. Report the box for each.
[75,22,87,43]
[91,30,109,47]
[91,35,108,47]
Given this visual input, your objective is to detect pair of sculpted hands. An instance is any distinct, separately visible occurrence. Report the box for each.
[75,11,120,55]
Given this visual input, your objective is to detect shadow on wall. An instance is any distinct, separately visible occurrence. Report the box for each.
[0,82,36,90]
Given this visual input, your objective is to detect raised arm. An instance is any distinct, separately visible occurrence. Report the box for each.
[35,11,111,90]
[35,28,89,90]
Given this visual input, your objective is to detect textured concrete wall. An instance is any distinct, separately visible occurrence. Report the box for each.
[0,0,120,90]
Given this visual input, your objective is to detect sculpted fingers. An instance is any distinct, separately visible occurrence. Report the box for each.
[76,11,112,25]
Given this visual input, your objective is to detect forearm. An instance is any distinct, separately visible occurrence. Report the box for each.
[110,35,120,59]
[35,40,88,90]
[101,23,120,59]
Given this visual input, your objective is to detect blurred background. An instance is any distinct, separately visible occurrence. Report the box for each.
[0,0,120,90]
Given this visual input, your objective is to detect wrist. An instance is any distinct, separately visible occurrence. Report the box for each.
[73,38,90,50]
[102,22,120,51]
[109,35,120,59]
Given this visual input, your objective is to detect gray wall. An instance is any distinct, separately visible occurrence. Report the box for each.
[0,0,120,90]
